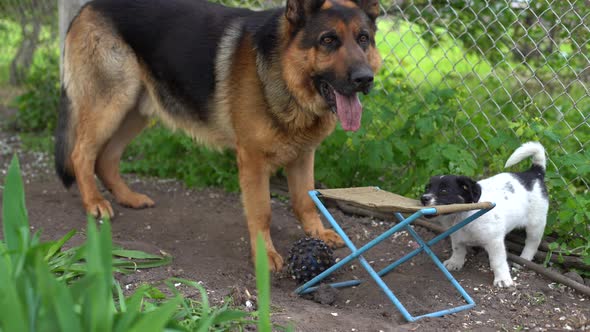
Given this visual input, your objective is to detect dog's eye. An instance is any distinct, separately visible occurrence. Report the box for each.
[462,185,469,191]
[320,35,336,46]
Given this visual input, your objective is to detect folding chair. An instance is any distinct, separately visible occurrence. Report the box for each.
[295,187,495,322]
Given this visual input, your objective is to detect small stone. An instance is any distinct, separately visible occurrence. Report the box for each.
[312,284,337,305]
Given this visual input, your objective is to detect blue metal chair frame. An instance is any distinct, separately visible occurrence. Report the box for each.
[295,190,496,322]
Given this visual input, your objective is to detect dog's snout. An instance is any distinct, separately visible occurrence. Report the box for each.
[420,194,431,206]
[350,66,374,92]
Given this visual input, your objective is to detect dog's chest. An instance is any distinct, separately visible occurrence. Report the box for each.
[265,121,336,166]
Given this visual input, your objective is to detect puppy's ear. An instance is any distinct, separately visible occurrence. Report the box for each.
[285,0,325,27]
[457,176,481,203]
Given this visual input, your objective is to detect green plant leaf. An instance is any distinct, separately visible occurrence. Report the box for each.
[212,310,249,325]
[255,233,271,332]
[35,253,82,331]
[113,285,152,332]
[44,229,77,261]
[0,250,28,331]
[112,249,166,260]
[81,217,115,332]
[126,297,182,332]
[2,155,30,256]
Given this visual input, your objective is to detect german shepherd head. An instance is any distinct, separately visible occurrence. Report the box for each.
[280,0,382,131]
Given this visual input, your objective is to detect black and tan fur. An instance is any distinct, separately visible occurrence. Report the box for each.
[56,0,382,270]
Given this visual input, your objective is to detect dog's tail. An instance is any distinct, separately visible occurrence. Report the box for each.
[54,86,76,188]
[504,141,546,170]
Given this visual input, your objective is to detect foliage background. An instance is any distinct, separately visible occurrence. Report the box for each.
[0,0,588,265]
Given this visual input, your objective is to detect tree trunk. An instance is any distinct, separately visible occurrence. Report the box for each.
[8,19,42,85]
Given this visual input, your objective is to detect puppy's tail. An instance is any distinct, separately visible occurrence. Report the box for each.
[504,141,546,170]
[54,86,76,188]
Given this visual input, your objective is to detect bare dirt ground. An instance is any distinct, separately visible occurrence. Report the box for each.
[1,106,589,331]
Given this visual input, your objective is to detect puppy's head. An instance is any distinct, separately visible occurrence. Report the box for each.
[420,175,482,207]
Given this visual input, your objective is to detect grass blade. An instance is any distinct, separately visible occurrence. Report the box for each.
[113,255,172,272]
[255,233,271,332]
[0,155,28,331]
[81,217,114,332]
[113,285,152,332]
[2,156,30,257]
[35,253,82,331]
[44,229,77,261]
[0,251,27,331]
[112,249,166,260]
[211,309,249,325]
[126,297,182,332]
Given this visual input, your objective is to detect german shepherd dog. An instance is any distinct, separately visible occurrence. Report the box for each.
[56,0,382,270]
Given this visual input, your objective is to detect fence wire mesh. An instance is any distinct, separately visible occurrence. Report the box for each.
[0,0,588,197]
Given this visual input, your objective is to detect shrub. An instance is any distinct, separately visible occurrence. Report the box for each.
[11,46,59,132]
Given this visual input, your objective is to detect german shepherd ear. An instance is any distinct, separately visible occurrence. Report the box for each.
[285,0,325,27]
[352,0,380,21]
[456,176,482,203]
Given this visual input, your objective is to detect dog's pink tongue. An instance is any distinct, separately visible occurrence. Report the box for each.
[334,91,362,131]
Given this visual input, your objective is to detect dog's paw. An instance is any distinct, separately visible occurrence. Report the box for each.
[493,277,515,288]
[266,250,284,272]
[443,259,464,271]
[117,192,155,209]
[317,229,345,248]
[85,198,114,219]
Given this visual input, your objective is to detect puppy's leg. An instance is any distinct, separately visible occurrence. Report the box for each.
[237,146,283,271]
[443,236,467,271]
[286,149,344,248]
[96,107,154,209]
[520,215,547,261]
[484,239,514,287]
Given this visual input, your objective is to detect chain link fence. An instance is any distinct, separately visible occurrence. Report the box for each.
[0,0,588,195]
[379,0,590,197]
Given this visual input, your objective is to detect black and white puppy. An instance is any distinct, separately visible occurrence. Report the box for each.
[420,142,549,287]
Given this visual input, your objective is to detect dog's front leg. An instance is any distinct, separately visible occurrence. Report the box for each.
[443,236,467,271]
[237,146,284,271]
[484,239,514,287]
[286,149,344,248]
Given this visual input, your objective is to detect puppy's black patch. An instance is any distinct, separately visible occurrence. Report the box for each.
[503,182,515,193]
[511,165,548,198]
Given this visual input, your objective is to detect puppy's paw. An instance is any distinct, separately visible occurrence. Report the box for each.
[493,277,515,288]
[443,259,464,271]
